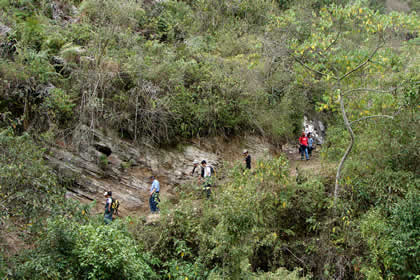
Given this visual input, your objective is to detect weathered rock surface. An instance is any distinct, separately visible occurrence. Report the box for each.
[303,116,326,144]
[0,22,11,36]
[49,125,277,216]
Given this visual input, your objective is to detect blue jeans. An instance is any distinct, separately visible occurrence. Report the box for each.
[300,145,309,160]
[149,193,160,213]
[104,211,113,224]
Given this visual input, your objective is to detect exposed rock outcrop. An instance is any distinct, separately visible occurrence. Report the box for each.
[0,22,11,36]
[303,116,326,144]
[49,125,277,216]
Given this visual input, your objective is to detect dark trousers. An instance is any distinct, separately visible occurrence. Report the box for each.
[149,192,160,213]
[299,145,309,160]
[203,183,211,199]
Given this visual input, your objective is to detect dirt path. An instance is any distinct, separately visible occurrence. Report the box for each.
[282,143,333,179]
[121,143,333,223]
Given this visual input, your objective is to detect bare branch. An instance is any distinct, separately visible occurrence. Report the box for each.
[350,115,394,125]
[325,28,341,52]
[283,247,307,269]
[339,40,384,81]
[343,87,396,95]
[290,52,331,78]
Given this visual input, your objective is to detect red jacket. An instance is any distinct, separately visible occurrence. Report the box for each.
[299,136,308,146]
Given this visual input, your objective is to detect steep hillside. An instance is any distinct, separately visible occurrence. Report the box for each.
[1,0,419,279]
[50,125,279,216]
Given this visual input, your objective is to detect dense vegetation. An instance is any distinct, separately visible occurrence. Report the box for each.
[0,0,419,279]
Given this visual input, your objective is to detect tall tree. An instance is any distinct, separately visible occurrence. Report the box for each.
[268,1,419,204]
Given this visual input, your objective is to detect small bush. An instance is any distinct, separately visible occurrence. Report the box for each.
[98,154,109,170]
[0,129,63,224]
[360,190,420,279]
[43,88,75,126]
[15,217,157,280]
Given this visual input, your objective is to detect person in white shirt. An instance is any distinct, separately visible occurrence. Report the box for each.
[104,191,113,224]
[200,160,213,199]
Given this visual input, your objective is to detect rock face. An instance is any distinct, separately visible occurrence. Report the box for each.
[49,125,277,216]
[0,22,11,36]
[385,0,410,12]
[303,116,326,144]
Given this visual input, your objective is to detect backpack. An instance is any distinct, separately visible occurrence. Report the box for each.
[209,166,215,177]
[111,198,120,215]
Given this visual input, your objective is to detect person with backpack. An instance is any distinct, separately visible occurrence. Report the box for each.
[307,132,314,158]
[243,149,251,169]
[200,160,213,199]
[299,131,309,161]
[149,175,160,214]
[190,160,201,177]
[104,191,113,224]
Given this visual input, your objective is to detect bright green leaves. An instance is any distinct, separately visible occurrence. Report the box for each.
[270,1,420,81]
[268,1,419,123]
[0,129,63,224]
[80,0,145,30]
[360,190,420,279]
[16,217,157,280]
[43,88,76,126]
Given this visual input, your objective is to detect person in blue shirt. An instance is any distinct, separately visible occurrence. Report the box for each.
[149,176,160,214]
[307,132,314,158]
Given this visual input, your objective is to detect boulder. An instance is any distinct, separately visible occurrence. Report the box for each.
[303,116,326,144]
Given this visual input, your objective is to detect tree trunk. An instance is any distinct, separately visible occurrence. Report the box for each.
[334,83,355,205]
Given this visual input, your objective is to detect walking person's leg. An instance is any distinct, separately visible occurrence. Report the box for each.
[305,146,309,160]
[300,145,304,160]
[155,193,160,213]
[104,214,112,224]
[206,185,211,199]
[149,195,155,213]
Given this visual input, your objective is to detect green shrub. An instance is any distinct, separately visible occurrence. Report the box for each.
[98,154,109,170]
[360,191,420,279]
[43,88,75,126]
[387,191,420,278]
[0,253,8,280]
[80,0,144,29]
[16,16,47,51]
[0,129,63,224]
[15,217,157,280]
[136,156,321,278]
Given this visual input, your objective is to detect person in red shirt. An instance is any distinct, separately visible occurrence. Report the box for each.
[299,132,309,160]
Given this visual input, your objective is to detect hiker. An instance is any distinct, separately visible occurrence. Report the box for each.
[243,149,251,169]
[307,132,314,158]
[200,160,213,199]
[104,191,113,224]
[149,175,160,214]
[190,160,201,178]
[299,132,309,161]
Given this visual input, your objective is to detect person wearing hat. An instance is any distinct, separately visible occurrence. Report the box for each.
[190,160,201,177]
[243,150,251,170]
[104,191,113,224]
[149,175,160,214]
